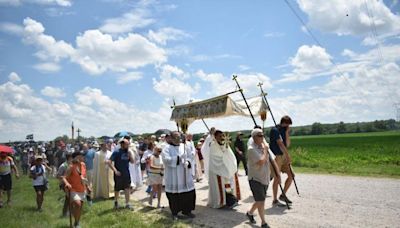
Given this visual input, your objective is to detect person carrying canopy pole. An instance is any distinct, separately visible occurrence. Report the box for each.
[270,115,294,207]
[205,129,240,209]
[246,128,281,228]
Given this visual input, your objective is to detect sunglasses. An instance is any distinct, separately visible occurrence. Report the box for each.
[256,134,264,137]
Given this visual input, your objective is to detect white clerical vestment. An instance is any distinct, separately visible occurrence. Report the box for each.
[93,149,114,199]
[207,138,241,208]
[162,143,195,193]
[129,146,143,189]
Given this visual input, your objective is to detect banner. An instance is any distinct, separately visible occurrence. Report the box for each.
[170,93,268,127]
[26,134,34,140]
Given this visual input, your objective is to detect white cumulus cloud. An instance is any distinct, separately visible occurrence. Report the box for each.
[196,70,273,98]
[41,86,66,98]
[100,8,155,34]
[8,72,21,82]
[278,45,332,83]
[148,27,190,45]
[3,17,167,76]
[297,0,400,42]
[74,30,167,75]
[116,72,143,84]
[33,62,61,73]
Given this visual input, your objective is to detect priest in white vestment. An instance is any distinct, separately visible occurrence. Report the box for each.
[205,129,241,209]
[93,143,114,199]
[162,131,196,220]
[129,142,143,190]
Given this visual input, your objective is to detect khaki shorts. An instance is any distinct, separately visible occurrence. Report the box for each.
[71,191,86,202]
[270,155,289,178]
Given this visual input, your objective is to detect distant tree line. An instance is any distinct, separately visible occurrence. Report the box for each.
[192,119,400,141]
[288,119,399,136]
[47,119,400,144]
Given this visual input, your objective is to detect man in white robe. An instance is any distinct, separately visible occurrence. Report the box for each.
[129,142,142,190]
[93,143,114,199]
[205,129,241,209]
[162,131,196,220]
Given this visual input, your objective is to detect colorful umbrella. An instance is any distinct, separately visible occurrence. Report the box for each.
[114,131,135,139]
[0,144,14,154]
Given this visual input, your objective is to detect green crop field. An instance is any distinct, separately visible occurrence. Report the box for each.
[289,131,400,177]
[0,176,190,228]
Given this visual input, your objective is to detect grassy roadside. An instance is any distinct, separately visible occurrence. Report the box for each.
[0,176,190,228]
[290,131,400,178]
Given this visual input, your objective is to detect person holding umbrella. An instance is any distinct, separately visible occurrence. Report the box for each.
[0,147,20,208]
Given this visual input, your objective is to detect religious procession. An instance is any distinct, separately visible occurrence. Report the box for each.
[0,77,297,228]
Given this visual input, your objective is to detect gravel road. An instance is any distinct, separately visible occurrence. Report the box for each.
[133,171,400,228]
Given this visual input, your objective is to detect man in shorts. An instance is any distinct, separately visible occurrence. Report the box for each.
[108,138,135,210]
[246,128,280,228]
[0,151,20,207]
[270,115,294,206]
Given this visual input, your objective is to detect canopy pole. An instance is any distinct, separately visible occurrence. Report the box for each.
[201,119,210,133]
[257,82,300,196]
[232,75,291,210]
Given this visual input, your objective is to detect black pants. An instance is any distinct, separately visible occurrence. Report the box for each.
[166,190,196,215]
[236,154,248,175]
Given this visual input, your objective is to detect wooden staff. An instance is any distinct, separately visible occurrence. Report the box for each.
[232,75,291,209]
[257,82,300,196]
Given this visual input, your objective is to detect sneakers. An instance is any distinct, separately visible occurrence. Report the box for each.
[246,212,256,224]
[261,223,270,228]
[272,199,286,207]
[279,194,293,204]
[172,215,179,221]
[74,222,81,228]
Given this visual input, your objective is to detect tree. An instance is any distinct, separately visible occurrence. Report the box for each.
[387,119,396,129]
[337,121,346,134]
[374,120,387,130]
[355,122,361,133]
[54,135,69,143]
[311,122,323,135]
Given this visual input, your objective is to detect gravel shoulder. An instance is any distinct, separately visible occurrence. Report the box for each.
[133,171,400,228]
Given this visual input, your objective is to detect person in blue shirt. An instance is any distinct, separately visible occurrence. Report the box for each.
[107,139,135,210]
[83,143,95,205]
[269,115,294,207]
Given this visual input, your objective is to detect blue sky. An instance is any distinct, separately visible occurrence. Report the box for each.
[0,0,399,141]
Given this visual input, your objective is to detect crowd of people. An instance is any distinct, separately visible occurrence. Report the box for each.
[0,115,294,228]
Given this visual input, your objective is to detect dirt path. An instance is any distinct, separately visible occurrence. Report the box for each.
[133,171,400,227]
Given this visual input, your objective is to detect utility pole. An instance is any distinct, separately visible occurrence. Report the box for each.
[394,103,400,122]
[77,128,81,142]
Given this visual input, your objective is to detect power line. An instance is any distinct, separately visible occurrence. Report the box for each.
[363,0,397,105]
[283,0,373,109]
